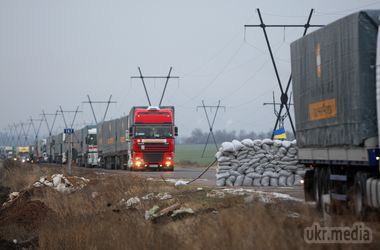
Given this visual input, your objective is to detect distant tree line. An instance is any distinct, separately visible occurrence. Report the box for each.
[178,128,295,144]
[178,129,263,144]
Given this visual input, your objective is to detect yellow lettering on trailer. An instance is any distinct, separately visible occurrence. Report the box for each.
[108,137,114,145]
[309,98,337,121]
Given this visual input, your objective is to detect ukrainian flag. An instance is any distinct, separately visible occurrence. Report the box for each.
[274,127,287,139]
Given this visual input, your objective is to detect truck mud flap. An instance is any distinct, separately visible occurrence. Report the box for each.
[304,169,315,201]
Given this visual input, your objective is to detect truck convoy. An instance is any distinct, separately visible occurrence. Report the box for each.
[35,105,178,171]
[291,10,380,216]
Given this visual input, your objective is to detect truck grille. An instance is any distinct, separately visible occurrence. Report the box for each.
[141,143,169,152]
[143,152,163,163]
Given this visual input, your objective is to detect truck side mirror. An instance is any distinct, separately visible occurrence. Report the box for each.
[174,126,178,137]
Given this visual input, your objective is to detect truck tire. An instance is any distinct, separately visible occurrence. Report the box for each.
[314,167,322,210]
[354,172,369,219]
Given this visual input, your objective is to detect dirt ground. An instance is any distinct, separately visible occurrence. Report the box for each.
[0,159,379,250]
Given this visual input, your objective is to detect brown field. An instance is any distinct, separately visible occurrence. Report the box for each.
[0,159,379,250]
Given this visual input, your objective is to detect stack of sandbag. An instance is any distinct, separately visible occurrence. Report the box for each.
[215,139,306,187]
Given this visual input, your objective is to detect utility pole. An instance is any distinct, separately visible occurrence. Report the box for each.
[196,100,226,157]
[59,106,82,175]
[263,91,294,137]
[82,95,117,124]
[244,9,324,139]
[41,110,61,163]
[130,67,180,106]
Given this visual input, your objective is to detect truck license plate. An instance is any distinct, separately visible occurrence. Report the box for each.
[150,164,158,168]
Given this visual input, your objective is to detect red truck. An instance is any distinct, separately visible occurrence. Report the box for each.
[128,106,178,171]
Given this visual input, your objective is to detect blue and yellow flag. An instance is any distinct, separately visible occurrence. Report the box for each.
[274,127,287,139]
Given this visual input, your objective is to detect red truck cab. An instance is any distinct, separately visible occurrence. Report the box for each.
[128,106,178,171]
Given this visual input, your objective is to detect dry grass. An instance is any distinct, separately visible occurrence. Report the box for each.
[1,160,380,250]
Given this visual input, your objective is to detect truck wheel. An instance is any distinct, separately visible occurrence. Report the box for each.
[314,167,322,210]
[354,172,369,219]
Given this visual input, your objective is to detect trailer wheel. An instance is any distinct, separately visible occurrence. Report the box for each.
[314,167,322,210]
[354,172,369,219]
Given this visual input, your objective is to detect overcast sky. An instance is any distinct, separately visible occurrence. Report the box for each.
[1,0,380,139]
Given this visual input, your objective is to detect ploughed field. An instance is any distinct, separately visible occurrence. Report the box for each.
[1,159,380,250]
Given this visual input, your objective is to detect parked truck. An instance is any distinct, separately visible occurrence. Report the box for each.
[97,116,129,169]
[32,139,48,163]
[291,10,380,216]
[74,125,98,167]
[16,146,30,163]
[128,106,178,171]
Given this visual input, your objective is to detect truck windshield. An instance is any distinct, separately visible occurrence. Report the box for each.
[87,134,97,145]
[135,125,172,139]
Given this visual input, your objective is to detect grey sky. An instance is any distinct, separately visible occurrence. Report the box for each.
[1,0,379,138]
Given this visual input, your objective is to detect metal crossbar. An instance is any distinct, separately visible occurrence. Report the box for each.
[196,100,226,157]
[83,95,117,124]
[131,67,179,107]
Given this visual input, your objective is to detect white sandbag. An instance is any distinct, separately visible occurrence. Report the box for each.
[262,144,271,152]
[243,176,253,186]
[262,138,273,145]
[232,140,244,151]
[263,171,275,177]
[284,165,298,171]
[255,167,264,175]
[279,170,292,177]
[270,177,279,186]
[251,153,265,160]
[273,140,283,147]
[291,139,297,146]
[287,148,297,155]
[237,166,248,174]
[234,175,245,186]
[281,156,294,162]
[217,165,232,171]
[278,176,287,186]
[261,176,270,186]
[237,154,248,161]
[216,172,230,180]
[218,156,232,162]
[277,147,287,156]
[248,158,260,165]
[286,174,295,186]
[259,158,269,164]
[241,139,254,147]
[253,140,262,146]
[252,177,262,187]
[221,142,235,152]
[216,178,226,187]
[226,175,237,187]
[293,175,302,185]
[247,172,262,179]
[245,168,256,174]
[281,140,291,149]
[215,151,222,159]
[229,170,241,177]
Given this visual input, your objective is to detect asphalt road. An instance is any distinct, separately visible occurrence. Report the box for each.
[95,166,217,186]
[91,165,305,200]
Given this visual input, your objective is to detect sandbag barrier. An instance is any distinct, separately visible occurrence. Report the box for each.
[215,139,306,187]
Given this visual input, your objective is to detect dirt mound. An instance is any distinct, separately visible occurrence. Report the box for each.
[0,186,10,204]
[0,190,53,231]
